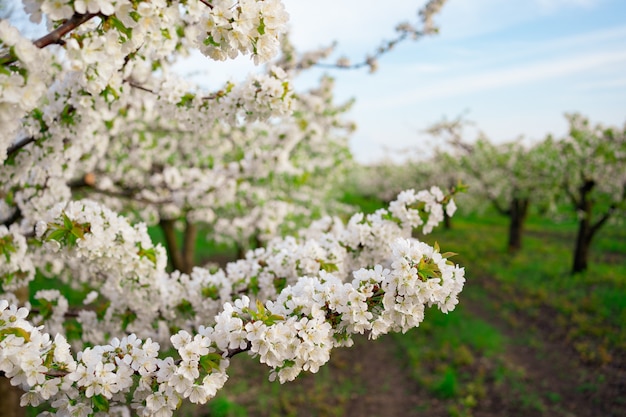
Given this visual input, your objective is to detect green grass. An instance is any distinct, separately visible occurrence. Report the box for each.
[421,210,626,365]
[147,224,239,267]
[393,303,559,416]
[339,191,387,215]
[198,352,368,417]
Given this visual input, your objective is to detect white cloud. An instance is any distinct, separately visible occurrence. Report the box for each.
[361,49,626,110]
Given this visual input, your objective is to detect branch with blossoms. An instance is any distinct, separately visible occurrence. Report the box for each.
[1,0,459,414]
[0,13,95,65]
[275,0,448,74]
[1,187,464,415]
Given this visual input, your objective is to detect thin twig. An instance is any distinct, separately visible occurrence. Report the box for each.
[6,136,35,157]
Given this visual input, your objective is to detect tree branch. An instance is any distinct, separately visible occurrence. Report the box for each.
[126,80,220,101]
[1,13,98,65]
[1,207,21,227]
[182,220,197,274]
[6,137,35,158]
[160,218,184,272]
[590,205,615,237]
[69,175,174,205]
[227,342,252,358]
[307,0,448,73]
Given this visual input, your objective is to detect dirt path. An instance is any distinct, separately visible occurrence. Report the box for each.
[339,335,447,417]
[332,277,626,417]
[464,276,626,417]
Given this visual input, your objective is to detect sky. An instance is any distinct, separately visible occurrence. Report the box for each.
[5,0,626,163]
[175,0,626,163]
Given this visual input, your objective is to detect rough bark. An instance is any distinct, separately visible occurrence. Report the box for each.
[181,221,197,274]
[0,380,24,417]
[571,180,616,274]
[159,218,184,273]
[159,218,197,274]
[572,180,595,274]
[443,211,452,230]
[507,197,529,253]
[572,217,591,273]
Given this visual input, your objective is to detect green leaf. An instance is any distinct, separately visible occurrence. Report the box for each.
[318,260,339,273]
[200,352,223,373]
[120,310,137,331]
[201,285,220,300]
[263,314,284,326]
[203,35,220,47]
[71,225,84,239]
[137,245,157,266]
[0,235,16,262]
[176,299,194,318]
[62,212,73,230]
[257,18,266,35]
[92,394,110,412]
[0,327,31,342]
[109,16,132,39]
[67,233,78,247]
[47,229,68,243]
[255,299,266,316]
[177,92,196,108]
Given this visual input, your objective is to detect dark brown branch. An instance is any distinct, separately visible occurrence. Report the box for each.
[577,179,595,211]
[227,342,252,358]
[127,81,157,95]
[182,220,197,274]
[70,176,174,205]
[28,308,81,318]
[1,13,98,65]
[312,31,412,72]
[6,137,35,157]
[1,208,21,227]
[127,80,219,101]
[10,342,252,381]
[34,13,98,48]
[305,0,447,73]
[160,218,185,272]
[198,0,214,9]
[590,204,616,236]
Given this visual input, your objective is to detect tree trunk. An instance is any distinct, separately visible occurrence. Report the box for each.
[507,197,529,253]
[159,218,197,274]
[160,218,184,273]
[572,180,595,274]
[443,211,452,230]
[181,221,197,274]
[573,217,591,273]
[0,379,24,417]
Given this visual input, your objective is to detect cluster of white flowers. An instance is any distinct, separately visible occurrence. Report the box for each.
[1,188,464,414]
[0,225,35,291]
[0,0,458,414]
[193,0,289,63]
[390,187,457,234]
[0,20,54,160]
[19,188,458,342]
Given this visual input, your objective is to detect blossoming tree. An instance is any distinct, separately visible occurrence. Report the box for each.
[426,116,556,253]
[550,113,626,273]
[0,0,464,416]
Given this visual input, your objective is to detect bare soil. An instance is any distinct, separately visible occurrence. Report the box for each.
[319,276,626,417]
